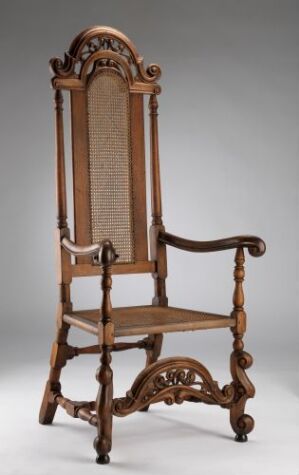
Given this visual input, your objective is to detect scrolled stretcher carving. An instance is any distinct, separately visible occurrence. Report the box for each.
[112,357,235,417]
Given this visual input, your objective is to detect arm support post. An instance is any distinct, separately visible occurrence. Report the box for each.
[94,240,115,464]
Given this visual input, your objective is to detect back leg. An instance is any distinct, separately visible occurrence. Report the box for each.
[39,322,71,424]
[140,333,163,412]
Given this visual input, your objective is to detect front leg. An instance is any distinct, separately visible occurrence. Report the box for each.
[94,344,113,464]
[229,248,255,442]
[93,241,116,464]
[39,321,70,424]
[230,349,255,441]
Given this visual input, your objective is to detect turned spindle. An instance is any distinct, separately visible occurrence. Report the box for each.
[231,247,246,352]
[149,94,162,226]
[54,89,68,230]
[94,246,115,464]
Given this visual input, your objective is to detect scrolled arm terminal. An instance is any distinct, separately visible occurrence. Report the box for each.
[158,232,266,258]
[61,237,118,267]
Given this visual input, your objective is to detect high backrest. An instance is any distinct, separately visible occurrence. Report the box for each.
[51,27,163,277]
[86,69,136,264]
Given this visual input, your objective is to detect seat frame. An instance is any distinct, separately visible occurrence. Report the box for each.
[39,26,266,465]
[63,305,235,337]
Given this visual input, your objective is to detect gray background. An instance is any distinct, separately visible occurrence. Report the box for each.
[0,1,298,474]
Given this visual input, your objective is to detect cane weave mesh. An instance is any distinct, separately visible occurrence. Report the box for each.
[86,69,135,263]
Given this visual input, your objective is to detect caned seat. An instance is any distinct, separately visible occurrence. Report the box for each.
[39,25,265,466]
[63,306,235,338]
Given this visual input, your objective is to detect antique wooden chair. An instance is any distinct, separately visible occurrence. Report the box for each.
[39,26,266,465]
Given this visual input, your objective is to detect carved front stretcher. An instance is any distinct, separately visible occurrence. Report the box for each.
[51,353,252,427]
[112,357,236,415]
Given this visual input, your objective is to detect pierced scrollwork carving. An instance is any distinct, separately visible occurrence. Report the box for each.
[112,357,235,417]
[154,368,197,387]
[50,26,161,88]
[79,37,133,65]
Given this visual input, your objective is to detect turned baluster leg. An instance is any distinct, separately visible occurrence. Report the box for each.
[94,345,113,464]
[230,248,255,442]
[94,249,114,464]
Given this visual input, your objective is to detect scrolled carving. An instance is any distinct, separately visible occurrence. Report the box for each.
[237,351,253,370]
[146,63,161,78]
[112,357,235,417]
[230,351,255,402]
[154,368,196,388]
[50,26,161,87]
[50,53,77,77]
[234,413,254,437]
[230,350,255,439]
[79,36,133,65]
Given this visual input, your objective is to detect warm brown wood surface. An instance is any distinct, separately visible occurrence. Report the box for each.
[39,25,265,465]
[130,93,148,262]
[70,89,91,265]
[63,306,235,337]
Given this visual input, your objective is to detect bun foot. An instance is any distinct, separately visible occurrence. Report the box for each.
[96,454,110,464]
[235,434,248,442]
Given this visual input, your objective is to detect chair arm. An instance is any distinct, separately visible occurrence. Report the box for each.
[158,232,266,257]
[61,237,118,266]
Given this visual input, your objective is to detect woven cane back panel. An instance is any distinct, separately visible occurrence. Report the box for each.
[87,69,135,263]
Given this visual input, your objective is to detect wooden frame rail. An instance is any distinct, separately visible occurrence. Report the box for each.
[159,231,266,257]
